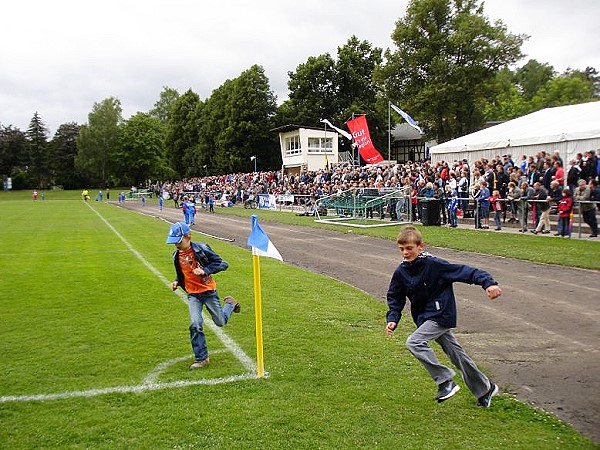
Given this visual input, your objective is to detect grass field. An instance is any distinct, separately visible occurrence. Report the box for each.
[0,191,597,449]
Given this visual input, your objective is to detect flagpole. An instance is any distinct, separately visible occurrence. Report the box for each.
[388,101,391,161]
[323,120,328,169]
[352,112,356,167]
[252,253,266,378]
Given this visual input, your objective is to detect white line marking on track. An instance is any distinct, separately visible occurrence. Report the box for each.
[460,297,598,353]
[522,274,598,293]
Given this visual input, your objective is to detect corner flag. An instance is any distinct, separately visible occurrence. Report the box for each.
[247,215,283,261]
[246,215,282,378]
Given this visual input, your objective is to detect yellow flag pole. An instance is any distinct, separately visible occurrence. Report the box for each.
[252,253,265,378]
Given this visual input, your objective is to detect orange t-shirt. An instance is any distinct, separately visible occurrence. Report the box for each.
[178,247,216,294]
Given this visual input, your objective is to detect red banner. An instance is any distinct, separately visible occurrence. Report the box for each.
[345,115,384,164]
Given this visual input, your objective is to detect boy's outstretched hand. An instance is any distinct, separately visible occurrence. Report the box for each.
[486,285,502,300]
[386,322,397,336]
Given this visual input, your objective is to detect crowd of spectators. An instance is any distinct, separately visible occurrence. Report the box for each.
[146,149,600,237]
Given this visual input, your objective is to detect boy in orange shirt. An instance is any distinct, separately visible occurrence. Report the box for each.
[167,222,240,369]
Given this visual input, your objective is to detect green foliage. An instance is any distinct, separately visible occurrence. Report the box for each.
[484,61,598,122]
[0,125,28,180]
[75,97,123,186]
[49,122,81,189]
[277,37,386,150]
[149,86,180,125]
[279,53,338,126]
[515,59,555,101]
[530,74,596,109]
[277,36,386,159]
[0,197,596,449]
[164,89,203,178]
[115,112,170,185]
[379,0,526,142]
[196,65,278,175]
[26,112,50,188]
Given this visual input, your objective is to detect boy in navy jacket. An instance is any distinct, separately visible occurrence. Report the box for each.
[385,226,503,406]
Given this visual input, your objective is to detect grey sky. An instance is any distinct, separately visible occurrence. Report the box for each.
[2,0,598,134]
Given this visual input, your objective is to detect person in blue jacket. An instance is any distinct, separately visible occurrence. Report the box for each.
[385,226,503,407]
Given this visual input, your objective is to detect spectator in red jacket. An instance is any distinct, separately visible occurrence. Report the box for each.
[557,188,573,237]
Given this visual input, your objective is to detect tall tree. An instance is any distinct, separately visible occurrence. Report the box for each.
[277,36,385,157]
[50,122,81,189]
[482,68,530,121]
[531,73,596,109]
[211,65,278,173]
[335,36,383,118]
[115,112,172,185]
[484,63,598,122]
[0,125,27,181]
[193,65,278,175]
[582,66,600,97]
[75,97,122,186]
[164,89,202,178]
[514,59,554,101]
[378,0,526,142]
[149,86,180,125]
[276,54,338,126]
[26,112,49,188]
[335,37,386,155]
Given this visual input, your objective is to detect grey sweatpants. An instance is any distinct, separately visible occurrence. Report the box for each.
[406,320,491,398]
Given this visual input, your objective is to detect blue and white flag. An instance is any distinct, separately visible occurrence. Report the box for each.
[390,103,424,134]
[247,215,283,261]
[320,118,352,141]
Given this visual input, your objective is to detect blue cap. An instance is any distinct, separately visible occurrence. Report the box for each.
[166,222,191,244]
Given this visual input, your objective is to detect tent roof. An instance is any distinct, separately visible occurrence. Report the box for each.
[430,101,600,154]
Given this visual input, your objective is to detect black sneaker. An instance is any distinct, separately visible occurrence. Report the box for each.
[476,382,499,407]
[435,380,460,403]
[224,295,241,313]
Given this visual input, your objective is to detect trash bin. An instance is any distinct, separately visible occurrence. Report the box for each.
[421,199,441,226]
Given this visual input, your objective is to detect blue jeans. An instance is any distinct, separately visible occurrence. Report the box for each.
[494,211,502,229]
[187,290,234,361]
[458,191,468,211]
[448,209,457,227]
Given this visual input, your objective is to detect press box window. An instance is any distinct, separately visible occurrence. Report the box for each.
[285,136,301,156]
[307,137,333,153]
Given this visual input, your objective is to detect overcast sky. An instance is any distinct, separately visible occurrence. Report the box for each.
[2,0,599,135]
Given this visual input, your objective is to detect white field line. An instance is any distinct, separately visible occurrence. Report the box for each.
[89,203,256,372]
[0,204,257,404]
[141,350,226,385]
[0,374,257,403]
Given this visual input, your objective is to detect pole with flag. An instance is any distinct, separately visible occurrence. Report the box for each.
[388,102,392,161]
[247,215,283,377]
[389,102,424,135]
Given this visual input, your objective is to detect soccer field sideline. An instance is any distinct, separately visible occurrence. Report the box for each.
[0,202,257,404]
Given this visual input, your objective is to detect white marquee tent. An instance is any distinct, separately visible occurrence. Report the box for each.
[429,101,600,164]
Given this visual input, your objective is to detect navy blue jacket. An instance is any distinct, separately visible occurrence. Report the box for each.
[386,253,498,328]
[172,242,228,292]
